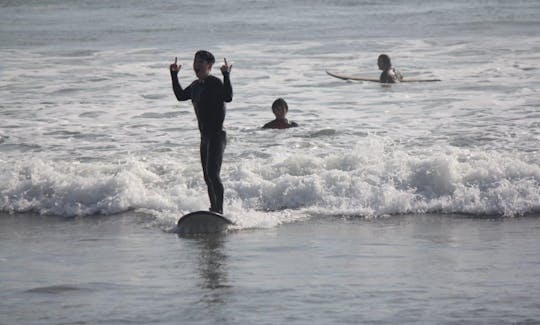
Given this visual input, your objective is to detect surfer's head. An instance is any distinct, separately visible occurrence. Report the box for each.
[193,50,215,80]
[272,98,288,119]
[378,54,391,70]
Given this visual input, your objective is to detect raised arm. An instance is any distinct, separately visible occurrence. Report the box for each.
[221,58,233,103]
[170,57,191,101]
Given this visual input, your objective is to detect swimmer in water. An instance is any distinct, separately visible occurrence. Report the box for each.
[378,54,403,83]
[262,98,298,129]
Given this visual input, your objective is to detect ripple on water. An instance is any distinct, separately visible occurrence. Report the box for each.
[79,111,107,118]
[24,285,87,294]
[134,111,185,119]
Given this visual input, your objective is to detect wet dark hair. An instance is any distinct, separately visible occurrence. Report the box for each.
[194,50,215,64]
[272,98,288,112]
[378,54,391,67]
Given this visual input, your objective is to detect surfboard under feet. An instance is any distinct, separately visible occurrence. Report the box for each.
[176,210,235,235]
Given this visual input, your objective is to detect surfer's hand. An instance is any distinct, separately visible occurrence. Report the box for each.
[221,58,232,74]
[170,57,181,73]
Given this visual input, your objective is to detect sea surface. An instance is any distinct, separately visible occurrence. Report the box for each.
[1,0,539,324]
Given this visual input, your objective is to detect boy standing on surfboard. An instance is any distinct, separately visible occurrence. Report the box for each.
[169,51,233,214]
[378,54,403,83]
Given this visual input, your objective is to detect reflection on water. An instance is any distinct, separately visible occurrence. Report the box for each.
[196,236,229,290]
[182,234,232,310]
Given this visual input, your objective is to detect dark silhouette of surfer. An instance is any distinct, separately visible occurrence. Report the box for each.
[378,54,403,83]
[170,51,233,214]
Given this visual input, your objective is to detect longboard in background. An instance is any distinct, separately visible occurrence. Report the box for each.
[326,70,441,83]
[176,210,235,235]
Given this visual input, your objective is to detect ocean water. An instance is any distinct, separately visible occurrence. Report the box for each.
[1,0,540,324]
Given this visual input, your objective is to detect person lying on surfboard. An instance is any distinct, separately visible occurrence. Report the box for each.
[169,50,233,214]
[378,54,403,83]
[262,98,298,129]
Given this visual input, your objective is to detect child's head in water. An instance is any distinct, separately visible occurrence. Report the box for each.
[378,54,391,71]
[272,98,288,119]
[262,98,298,129]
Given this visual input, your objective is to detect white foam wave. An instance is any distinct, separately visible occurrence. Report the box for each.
[1,139,538,230]
[227,138,539,218]
[0,158,175,217]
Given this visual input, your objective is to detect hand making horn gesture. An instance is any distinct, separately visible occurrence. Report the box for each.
[221,58,232,74]
[170,57,181,73]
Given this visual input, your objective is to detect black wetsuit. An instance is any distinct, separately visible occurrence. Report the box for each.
[262,118,298,129]
[379,68,403,83]
[171,71,232,214]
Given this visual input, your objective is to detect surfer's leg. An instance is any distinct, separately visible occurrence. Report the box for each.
[206,131,226,213]
[200,137,217,211]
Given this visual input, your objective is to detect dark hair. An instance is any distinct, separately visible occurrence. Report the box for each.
[378,54,391,67]
[194,50,215,64]
[272,98,288,112]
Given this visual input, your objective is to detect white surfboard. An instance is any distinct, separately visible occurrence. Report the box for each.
[176,210,234,235]
[326,70,441,82]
